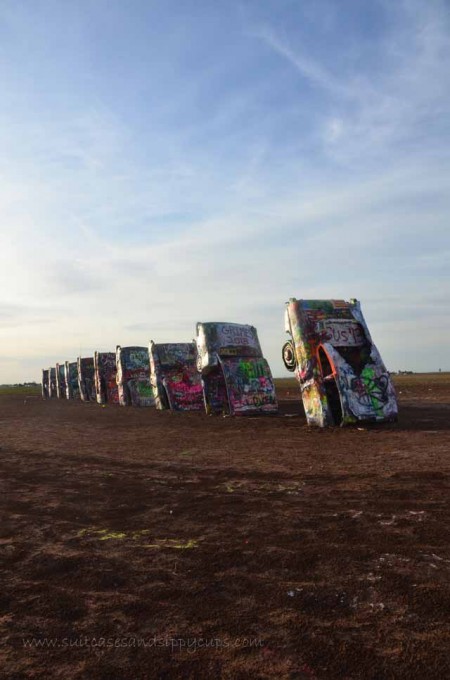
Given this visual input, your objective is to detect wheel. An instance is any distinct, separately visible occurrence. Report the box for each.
[282,341,296,372]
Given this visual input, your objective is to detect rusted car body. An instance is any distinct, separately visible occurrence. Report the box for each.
[77,357,96,402]
[116,346,154,407]
[94,352,119,405]
[149,341,203,411]
[283,298,398,427]
[196,322,278,416]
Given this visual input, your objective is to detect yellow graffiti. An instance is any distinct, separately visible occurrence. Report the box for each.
[77,527,197,549]
[99,531,127,541]
[131,529,151,539]
[77,528,126,540]
[142,539,198,550]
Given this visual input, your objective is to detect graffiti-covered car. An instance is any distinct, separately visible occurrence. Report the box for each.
[55,362,67,399]
[283,298,398,427]
[94,351,119,405]
[41,369,49,399]
[196,322,278,416]
[48,367,57,398]
[149,341,203,411]
[64,361,80,399]
[77,357,96,402]
[116,346,154,407]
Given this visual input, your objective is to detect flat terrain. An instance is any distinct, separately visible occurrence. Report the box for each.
[1,375,449,679]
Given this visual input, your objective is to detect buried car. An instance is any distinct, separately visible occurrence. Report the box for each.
[41,369,49,399]
[55,362,67,399]
[94,351,119,405]
[283,298,398,427]
[77,357,96,402]
[149,341,203,411]
[48,367,57,398]
[116,346,154,407]
[64,361,80,399]
[196,322,278,416]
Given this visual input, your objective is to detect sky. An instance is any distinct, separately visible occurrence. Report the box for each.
[0,0,449,382]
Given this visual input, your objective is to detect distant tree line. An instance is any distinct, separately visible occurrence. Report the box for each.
[0,382,40,387]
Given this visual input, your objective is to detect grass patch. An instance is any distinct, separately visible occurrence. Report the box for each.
[0,385,41,396]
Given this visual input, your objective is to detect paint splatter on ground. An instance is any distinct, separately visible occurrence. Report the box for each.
[1,375,449,678]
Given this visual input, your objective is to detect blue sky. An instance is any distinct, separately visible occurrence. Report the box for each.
[0,0,449,381]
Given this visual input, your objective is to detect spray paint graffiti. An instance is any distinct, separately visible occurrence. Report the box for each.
[219,356,278,414]
[149,341,203,411]
[196,322,278,416]
[116,346,154,407]
[48,367,57,398]
[200,371,228,415]
[41,369,49,399]
[77,357,96,402]
[64,361,80,399]
[94,352,119,405]
[55,363,67,399]
[283,298,398,426]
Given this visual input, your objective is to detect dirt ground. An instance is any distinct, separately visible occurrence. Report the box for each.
[1,375,449,679]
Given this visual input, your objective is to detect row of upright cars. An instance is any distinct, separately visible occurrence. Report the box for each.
[41,299,399,427]
[42,323,278,416]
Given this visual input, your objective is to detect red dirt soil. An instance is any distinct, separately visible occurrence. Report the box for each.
[1,375,449,679]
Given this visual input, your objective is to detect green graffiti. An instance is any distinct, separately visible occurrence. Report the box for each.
[359,365,389,415]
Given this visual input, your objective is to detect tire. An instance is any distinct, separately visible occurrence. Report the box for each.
[282,341,296,372]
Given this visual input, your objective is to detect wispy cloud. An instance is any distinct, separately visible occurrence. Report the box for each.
[255,27,357,100]
[254,0,450,165]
